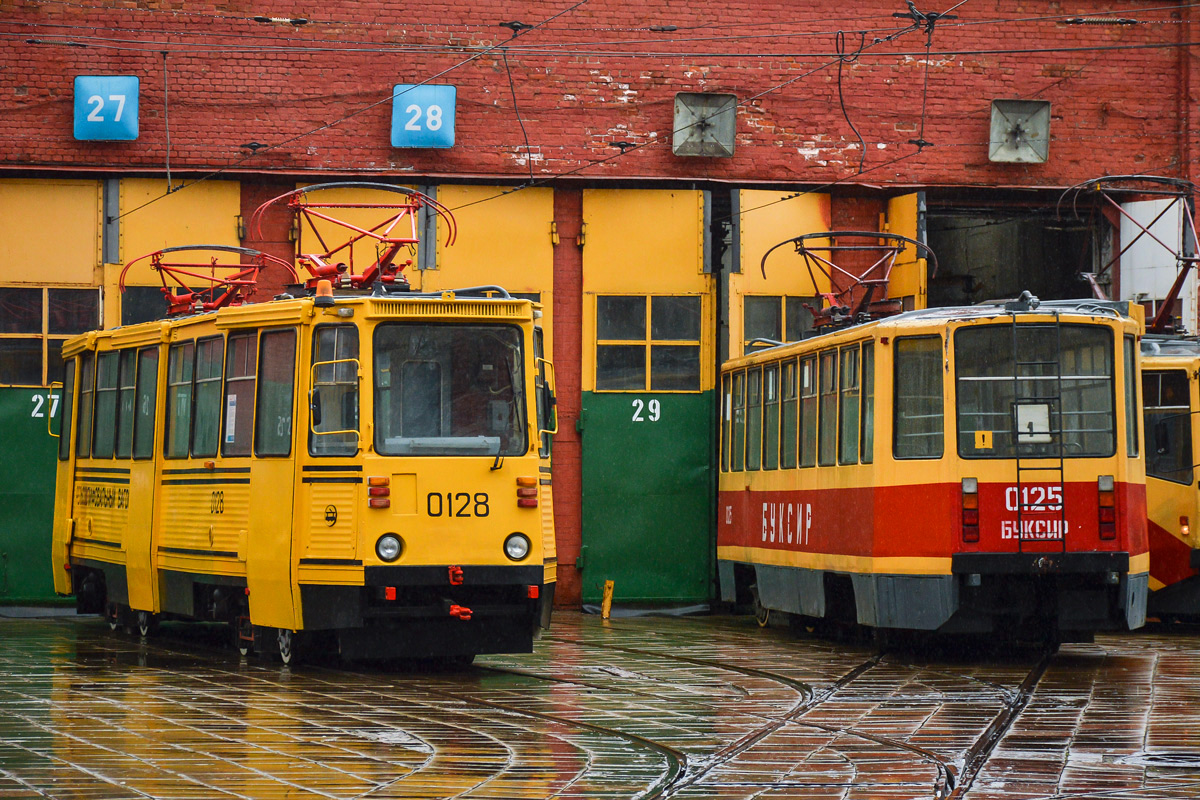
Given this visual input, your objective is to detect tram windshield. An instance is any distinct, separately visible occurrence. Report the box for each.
[955,323,1115,458]
[373,324,528,457]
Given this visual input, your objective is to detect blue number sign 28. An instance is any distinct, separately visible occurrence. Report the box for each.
[391,84,456,148]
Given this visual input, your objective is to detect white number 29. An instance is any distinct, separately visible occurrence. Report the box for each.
[631,398,661,422]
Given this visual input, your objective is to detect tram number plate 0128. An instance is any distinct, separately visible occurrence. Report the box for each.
[427,492,490,517]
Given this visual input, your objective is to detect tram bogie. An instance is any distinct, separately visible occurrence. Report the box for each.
[718,297,1149,640]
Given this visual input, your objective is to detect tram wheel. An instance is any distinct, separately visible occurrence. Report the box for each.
[277,629,296,665]
[106,603,120,632]
[136,610,158,638]
[754,597,771,628]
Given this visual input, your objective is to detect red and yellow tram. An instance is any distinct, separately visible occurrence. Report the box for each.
[718,294,1148,640]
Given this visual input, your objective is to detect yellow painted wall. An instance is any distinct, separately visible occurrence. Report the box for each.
[730,190,831,357]
[581,189,714,392]
[0,179,102,285]
[428,185,555,358]
[885,192,927,307]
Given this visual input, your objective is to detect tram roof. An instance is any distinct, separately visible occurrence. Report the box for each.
[727,297,1138,365]
[1142,334,1200,357]
[61,289,539,356]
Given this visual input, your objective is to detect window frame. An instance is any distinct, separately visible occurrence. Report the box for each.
[0,286,100,386]
[893,335,945,460]
[594,294,702,393]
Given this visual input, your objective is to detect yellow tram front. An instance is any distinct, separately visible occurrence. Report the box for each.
[52,288,556,663]
[718,297,1148,640]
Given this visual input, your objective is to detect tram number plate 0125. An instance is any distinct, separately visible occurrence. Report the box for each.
[427,492,490,517]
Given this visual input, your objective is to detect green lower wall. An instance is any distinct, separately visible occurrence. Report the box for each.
[579,390,715,603]
[0,388,65,604]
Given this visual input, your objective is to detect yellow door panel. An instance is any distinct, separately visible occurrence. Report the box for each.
[738,190,831,287]
[0,179,101,285]
[119,179,241,281]
[581,189,714,392]
[731,190,831,357]
[429,185,555,358]
[886,192,927,309]
[582,189,705,293]
[246,459,299,629]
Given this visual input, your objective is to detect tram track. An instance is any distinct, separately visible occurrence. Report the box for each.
[54,617,1056,800]
[95,631,690,800]
[543,633,961,798]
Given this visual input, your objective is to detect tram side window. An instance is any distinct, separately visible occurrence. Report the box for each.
[818,350,838,466]
[861,343,874,464]
[133,347,158,459]
[731,371,746,471]
[310,325,360,457]
[223,332,257,457]
[534,327,554,459]
[764,364,780,470]
[75,352,94,458]
[256,329,297,457]
[799,355,817,468]
[721,373,732,472]
[115,350,136,459]
[165,342,195,459]
[58,359,76,461]
[92,351,119,459]
[781,359,798,469]
[838,345,860,465]
[192,337,224,458]
[894,336,944,459]
[746,368,762,471]
[1125,335,1139,458]
[1144,369,1193,485]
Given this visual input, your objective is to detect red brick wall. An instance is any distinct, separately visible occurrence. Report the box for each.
[240,180,299,299]
[551,188,584,605]
[3,3,1196,190]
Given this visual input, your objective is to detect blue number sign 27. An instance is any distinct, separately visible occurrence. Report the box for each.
[73,76,139,141]
[391,84,456,148]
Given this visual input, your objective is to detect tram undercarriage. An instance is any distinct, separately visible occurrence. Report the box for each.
[724,558,1147,641]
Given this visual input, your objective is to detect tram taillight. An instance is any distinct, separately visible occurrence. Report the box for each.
[517,476,538,508]
[1098,475,1116,540]
[368,476,391,509]
[962,477,979,543]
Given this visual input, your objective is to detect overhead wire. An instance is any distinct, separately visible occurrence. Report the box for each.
[109,0,591,222]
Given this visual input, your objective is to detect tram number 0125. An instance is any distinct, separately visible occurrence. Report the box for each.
[427,492,490,517]
[1004,485,1062,511]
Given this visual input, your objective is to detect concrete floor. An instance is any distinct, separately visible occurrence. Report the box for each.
[1,610,1199,799]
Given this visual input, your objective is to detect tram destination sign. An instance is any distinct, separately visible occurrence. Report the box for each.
[391,84,456,148]
[73,75,139,141]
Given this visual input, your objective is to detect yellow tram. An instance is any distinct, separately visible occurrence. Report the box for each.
[50,283,557,664]
[1140,336,1200,618]
[718,294,1149,640]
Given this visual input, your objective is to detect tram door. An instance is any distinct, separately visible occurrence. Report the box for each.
[579,189,716,604]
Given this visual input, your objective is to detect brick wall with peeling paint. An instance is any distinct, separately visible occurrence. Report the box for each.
[2,2,1197,189]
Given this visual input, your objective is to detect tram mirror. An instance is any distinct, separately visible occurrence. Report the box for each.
[310,389,323,426]
[1155,419,1171,455]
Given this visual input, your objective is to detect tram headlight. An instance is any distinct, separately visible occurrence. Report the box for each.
[504,533,531,561]
[375,534,403,562]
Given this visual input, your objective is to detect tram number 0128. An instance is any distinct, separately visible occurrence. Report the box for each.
[427,492,490,517]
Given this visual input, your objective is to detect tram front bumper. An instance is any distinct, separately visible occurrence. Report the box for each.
[951,551,1130,575]
[950,551,1146,632]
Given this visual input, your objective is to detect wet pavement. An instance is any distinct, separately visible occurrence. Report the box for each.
[1,611,1200,799]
